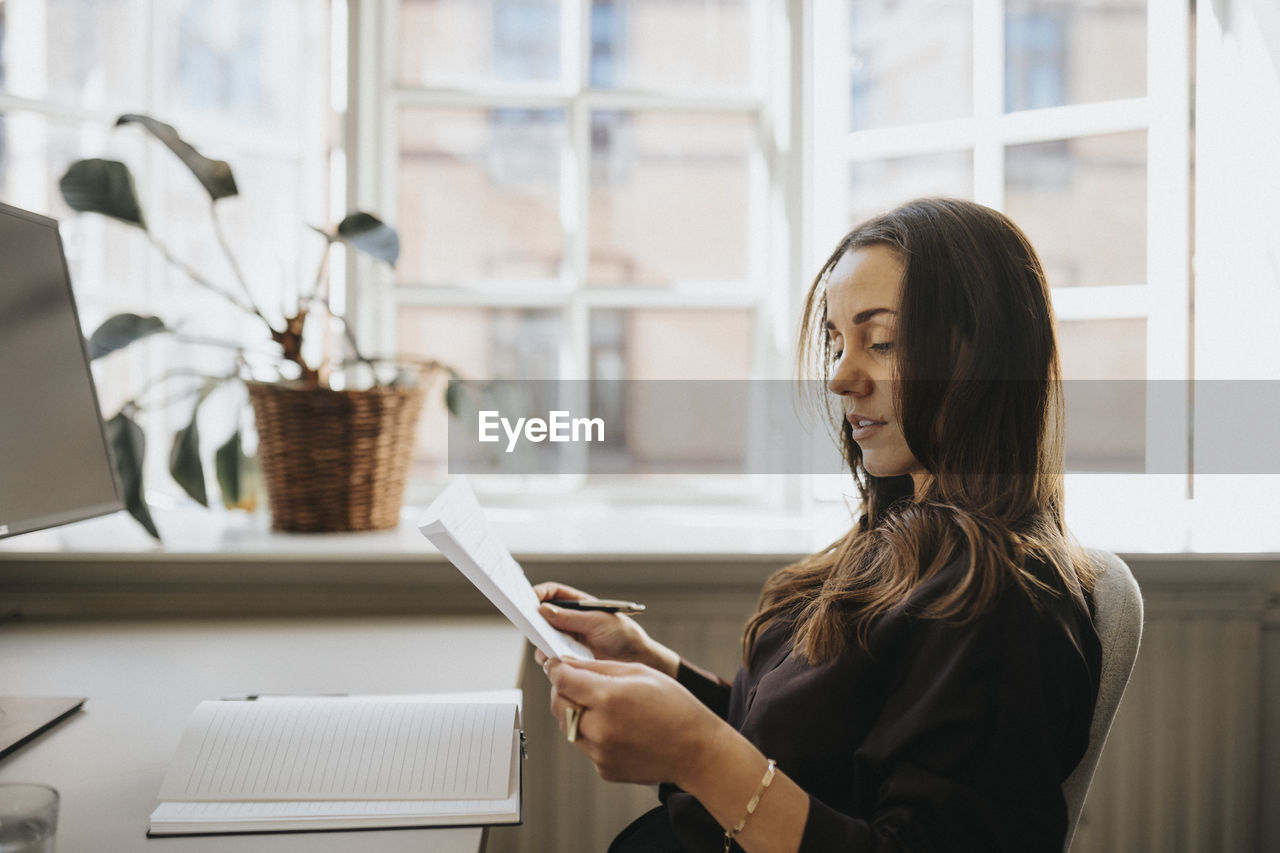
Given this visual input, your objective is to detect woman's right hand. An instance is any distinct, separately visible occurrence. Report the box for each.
[532,581,680,678]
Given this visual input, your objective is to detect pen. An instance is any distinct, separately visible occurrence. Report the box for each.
[546,598,646,615]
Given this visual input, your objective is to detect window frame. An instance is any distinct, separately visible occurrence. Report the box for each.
[0,0,335,503]
[808,0,1193,525]
[350,0,1198,534]
[349,0,803,507]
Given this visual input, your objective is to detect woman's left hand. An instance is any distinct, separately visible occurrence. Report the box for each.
[544,657,729,787]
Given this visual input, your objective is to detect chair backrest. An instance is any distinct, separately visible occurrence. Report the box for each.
[1061,548,1143,851]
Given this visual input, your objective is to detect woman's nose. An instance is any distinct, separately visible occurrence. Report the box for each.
[827,353,871,397]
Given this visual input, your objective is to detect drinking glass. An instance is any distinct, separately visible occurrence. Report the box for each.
[0,783,58,853]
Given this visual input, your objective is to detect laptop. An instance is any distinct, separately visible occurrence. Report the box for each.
[0,200,122,756]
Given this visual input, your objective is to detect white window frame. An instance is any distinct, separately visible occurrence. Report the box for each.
[348,0,805,508]
[348,0,1201,543]
[0,1,333,503]
[807,0,1194,546]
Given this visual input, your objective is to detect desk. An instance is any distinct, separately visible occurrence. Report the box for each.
[0,616,526,852]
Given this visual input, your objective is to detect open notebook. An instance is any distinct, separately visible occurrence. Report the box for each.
[148,691,522,836]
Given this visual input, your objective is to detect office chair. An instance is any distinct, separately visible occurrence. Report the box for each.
[1061,548,1144,851]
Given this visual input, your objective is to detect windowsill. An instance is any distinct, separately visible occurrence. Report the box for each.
[0,502,849,562]
[4,498,1277,624]
[2,494,1280,562]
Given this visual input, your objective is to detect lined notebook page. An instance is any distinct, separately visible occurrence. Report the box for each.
[418,478,592,660]
[158,699,513,801]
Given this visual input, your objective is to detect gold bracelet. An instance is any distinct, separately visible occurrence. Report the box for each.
[723,758,777,852]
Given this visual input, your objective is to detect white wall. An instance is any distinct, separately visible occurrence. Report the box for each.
[1247,0,1280,78]
[1194,13,1280,847]
[1196,0,1280,382]
[1191,0,1280,540]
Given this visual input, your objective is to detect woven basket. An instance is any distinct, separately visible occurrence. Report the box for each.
[246,381,426,532]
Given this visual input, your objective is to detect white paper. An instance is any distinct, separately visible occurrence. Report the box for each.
[151,725,522,833]
[158,698,514,802]
[418,478,593,661]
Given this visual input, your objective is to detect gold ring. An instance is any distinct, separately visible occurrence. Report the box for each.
[566,705,582,742]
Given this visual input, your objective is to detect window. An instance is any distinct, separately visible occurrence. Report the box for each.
[353,0,1197,533]
[0,0,333,500]
[1004,8,1067,112]
[0,2,1241,549]
[809,0,1192,536]
[368,0,779,493]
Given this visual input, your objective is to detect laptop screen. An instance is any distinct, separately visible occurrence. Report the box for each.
[0,202,121,539]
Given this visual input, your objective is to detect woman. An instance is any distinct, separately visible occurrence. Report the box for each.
[535,197,1102,852]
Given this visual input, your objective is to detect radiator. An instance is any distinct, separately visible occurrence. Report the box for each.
[1067,586,1264,853]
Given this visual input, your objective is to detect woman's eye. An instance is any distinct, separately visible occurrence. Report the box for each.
[869,342,895,354]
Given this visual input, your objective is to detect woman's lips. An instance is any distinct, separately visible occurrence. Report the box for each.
[847,415,887,440]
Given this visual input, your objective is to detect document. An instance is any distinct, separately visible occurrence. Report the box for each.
[418,478,593,661]
[147,691,522,836]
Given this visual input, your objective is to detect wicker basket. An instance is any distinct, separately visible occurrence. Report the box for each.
[246,381,426,532]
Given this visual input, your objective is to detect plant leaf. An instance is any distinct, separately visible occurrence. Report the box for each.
[335,212,399,266]
[444,370,466,419]
[116,113,239,202]
[215,430,259,511]
[87,313,168,359]
[169,417,208,507]
[104,411,160,540]
[168,381,221,507]
[59,159,147,229]
[214,431,240,507]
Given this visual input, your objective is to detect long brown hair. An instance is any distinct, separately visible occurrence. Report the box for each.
[745,197,1095,664]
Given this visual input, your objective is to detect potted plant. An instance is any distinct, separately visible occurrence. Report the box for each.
[60,114,457,537]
